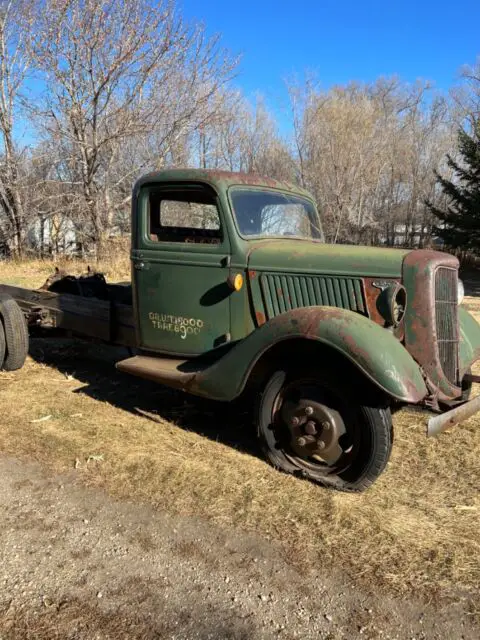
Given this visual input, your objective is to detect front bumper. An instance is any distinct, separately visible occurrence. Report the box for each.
[427,373,480,436]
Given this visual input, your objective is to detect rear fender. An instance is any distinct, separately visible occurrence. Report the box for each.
[191,306,428,403]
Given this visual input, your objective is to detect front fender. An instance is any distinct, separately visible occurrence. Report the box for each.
[459,306,480,378]
[192,306,428,403]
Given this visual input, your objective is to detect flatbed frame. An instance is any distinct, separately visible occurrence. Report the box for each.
[0,284,136,347]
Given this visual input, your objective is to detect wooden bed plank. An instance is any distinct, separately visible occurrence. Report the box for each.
[0,284,111,342]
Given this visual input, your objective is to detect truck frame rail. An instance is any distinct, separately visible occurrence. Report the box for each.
[0,284,136,347]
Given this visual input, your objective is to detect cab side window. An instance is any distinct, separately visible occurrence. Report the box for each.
[149,190,222,244]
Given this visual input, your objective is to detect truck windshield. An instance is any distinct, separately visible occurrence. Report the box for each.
[230,189,324,241]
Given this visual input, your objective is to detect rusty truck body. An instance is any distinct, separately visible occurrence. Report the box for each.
[1,169,480,491]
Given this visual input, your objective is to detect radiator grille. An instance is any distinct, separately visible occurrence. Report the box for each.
[435,267,459,385]
[259,274,366,319]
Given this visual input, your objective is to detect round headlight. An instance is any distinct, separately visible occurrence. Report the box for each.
[377,283,407,327]
[458,279,464,304]
[391,284,407,325]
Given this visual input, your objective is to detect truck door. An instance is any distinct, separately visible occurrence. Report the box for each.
[133,184,232,356]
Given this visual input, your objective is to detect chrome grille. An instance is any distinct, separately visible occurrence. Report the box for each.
[435,267,459,385]
[259,274,366,320]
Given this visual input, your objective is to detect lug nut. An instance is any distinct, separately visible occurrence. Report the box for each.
[291,416,300,427]
[322,421,331,431]
[305,421,317,435]
[304,406,314,416]
[297,435,316,447]
[317,441,326,450]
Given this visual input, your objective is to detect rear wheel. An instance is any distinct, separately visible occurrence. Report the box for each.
[256,367,393,492]
[0,321,6,369]
[0,294,29,371]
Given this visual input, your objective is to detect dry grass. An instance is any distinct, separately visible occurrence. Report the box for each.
[0,239,130,288]
[0,259,479,612]
[0,596,166,639]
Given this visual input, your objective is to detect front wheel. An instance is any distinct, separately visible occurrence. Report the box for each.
[256,368,393,492]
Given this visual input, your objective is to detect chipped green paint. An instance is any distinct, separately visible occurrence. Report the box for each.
[190,306,428,403]
[246,240,409,278]
[132,168,313,201]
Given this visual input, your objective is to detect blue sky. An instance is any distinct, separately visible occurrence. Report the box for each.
[14,0,480,144]
[182,0,480,110]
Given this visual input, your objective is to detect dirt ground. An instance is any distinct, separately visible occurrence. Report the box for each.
[0,455,477,640]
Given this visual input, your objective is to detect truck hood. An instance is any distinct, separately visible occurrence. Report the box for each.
[246,239,410,278]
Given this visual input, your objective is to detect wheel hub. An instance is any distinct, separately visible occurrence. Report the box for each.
[281,398,346,465]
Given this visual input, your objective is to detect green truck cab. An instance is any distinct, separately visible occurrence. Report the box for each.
[2,168,480,491]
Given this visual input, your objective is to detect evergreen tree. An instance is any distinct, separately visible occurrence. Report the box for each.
[427,122,480,250]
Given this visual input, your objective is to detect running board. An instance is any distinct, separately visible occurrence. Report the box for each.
[115,355,204,391]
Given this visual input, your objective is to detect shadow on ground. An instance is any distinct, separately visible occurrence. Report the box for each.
[28,335,260,459]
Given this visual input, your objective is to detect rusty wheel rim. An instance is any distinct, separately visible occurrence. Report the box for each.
[272,377,359,476]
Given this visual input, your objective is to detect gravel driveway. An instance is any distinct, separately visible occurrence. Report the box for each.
[0,456,476,639]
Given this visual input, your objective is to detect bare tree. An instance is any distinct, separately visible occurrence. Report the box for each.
[0,0,35,255]
[450,56,480,132]
[0,0,468,257]
[287,75,456,247]
[189,89,294,181]
[30,0,238,254]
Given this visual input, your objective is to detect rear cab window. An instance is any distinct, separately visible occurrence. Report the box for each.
[148,189,223,245]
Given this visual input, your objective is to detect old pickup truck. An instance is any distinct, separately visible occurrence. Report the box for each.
[1,169,480,492]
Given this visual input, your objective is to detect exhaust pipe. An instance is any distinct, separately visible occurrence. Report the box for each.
[427,393,480,436]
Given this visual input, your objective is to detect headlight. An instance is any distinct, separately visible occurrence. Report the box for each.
[377,283,407,327]
[458,279,464,304]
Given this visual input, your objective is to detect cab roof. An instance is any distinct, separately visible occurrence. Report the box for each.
[133,168,314,201]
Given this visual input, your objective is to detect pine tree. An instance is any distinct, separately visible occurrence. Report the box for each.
[427,122,480,250]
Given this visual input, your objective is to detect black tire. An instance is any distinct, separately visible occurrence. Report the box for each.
[0,321,6,369]
[0,294,29,371]
[256,367,393,492]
